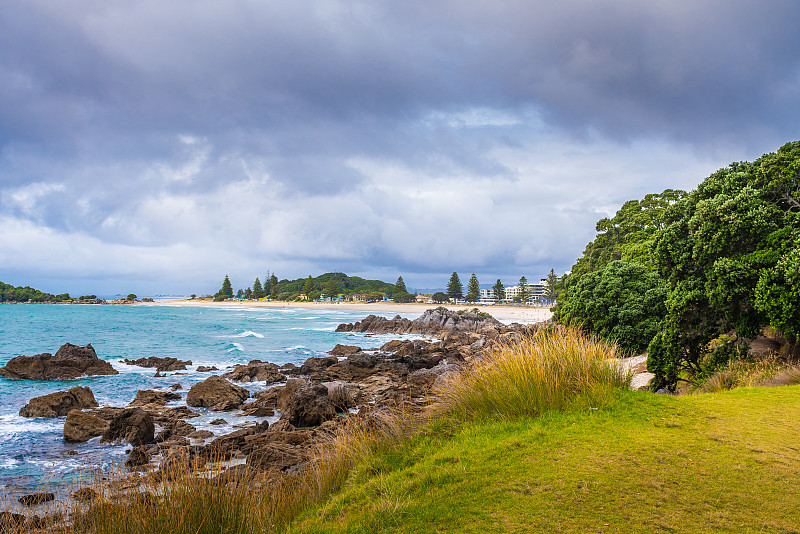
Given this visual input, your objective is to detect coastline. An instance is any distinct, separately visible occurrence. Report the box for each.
[147,299,553,324]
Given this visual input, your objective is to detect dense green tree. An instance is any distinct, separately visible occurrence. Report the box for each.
[395,276,407,294]
[302,276,315,296]
[555,261,667,355]
[215,275,233,301]
[545,270,559,300]
[647,141,800,390]
[252,277,264,299]
[465,273,480,303]
[518,276,530,305]
[244,287,252,299]
[0,281,71,302]
[447,272,463,300]
[492,279,505,304]
[432,292,449,303]
[126,294,137,301]
[324,277,340,298]
[236,288,244,299]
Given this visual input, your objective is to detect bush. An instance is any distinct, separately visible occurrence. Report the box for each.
[433,327,630,420]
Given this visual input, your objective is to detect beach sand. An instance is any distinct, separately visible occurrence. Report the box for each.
[149,299,553,325]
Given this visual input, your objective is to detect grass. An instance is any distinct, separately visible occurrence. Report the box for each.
[290,387,800,533]
[433,326,630,419]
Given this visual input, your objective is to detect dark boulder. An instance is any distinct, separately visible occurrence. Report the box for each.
[223,360,286,384]
[281,383,337,427]
[186,375,249,411]
[0,343,118,380]
[297,356,338,375]
[329,344,363,356]
[125,446,150,468]
[128,389,181,407]
[64,409,110,443]
[20,386,98,418]
[102,408,155,446]
[336,307,504,335]
[123,356,192,372]
[18,493,54,507]
[72,488,98,503]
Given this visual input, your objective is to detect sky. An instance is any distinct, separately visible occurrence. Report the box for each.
[1,0,799,296]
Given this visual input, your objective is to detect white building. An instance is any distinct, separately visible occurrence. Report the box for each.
[480,279,554,305]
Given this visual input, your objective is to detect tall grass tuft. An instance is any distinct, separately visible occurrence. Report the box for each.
[433,326,631,419]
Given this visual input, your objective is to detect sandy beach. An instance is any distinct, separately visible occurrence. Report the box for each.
[150,299,553,325]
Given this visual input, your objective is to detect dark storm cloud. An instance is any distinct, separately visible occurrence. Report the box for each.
[1,0,799,293]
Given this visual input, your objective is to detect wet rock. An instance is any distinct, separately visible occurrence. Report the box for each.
[18,493,54,507]
[281,382,337,427]
[209,418,227,425]
[125,446,149,468]
[169,383,182,390]
[207,428,255,458]
[128,389,181,407]
[20,386,99,418]
[156,419,196,442]
[72,488,97,503]
[297,356,338,375]
[0,343,118,380]
[124,356,192,372]
[223,360,286,384]
[196,366,217,372]
[238,404,275,417]
[186,375,249,411]
[102,408,155,446]
[187,429,214,440]
[329,344,363,356]
[64,409,110,443]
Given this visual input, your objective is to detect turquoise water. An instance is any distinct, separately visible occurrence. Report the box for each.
[0,303,417,497]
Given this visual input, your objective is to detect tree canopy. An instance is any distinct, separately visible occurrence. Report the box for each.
[466,273,481,303]
[447,272,463,300]
[492,279,505,304]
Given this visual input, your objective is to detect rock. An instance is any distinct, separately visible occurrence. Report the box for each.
[20,386,99,418]
[656,388,671,395]
[335,307,505,335]
[101,408,155,446]
[0,512,26,529]
[196,366,217,372]
[72,488,97,503]
[123,356,192,372]
[186,375,249,411]
[238,404,275,417]
[18,493,54,507]
[209,418,227,425]
[169,383,182,390]
[156,419,196,442]
[297,356,338,375]
[207,428,255,458]
[64,409,110,442]
[407,361,459,388]
[223,360,286,384]
[329,344,363,356]
[281,382,337,427]
[247,442,306,472]
[128,389,181,407]
[125,446,149,468]
[188,429,214,440]
[0,343,118,380]
[324,383,356,412]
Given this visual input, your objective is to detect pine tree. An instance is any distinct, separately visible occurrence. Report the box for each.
[545,269,559,300]
[518,276,530,305]
[446,272,463,300]
[395,276,407,294]
[236,288,244,299]
[302,276,315,296]
[466,273,480,302]
[492,279,505,304]
[219,275,233,299]
[252,277,263,299]
[244,287,253,299]
[324,277,339,299]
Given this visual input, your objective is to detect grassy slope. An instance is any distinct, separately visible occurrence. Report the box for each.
[289,387,800,533]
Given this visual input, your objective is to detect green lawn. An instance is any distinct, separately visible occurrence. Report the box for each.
[288,387,800,533]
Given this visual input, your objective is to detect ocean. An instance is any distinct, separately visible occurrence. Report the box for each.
[0,303,419,500]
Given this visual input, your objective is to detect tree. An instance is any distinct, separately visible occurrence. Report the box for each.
[393,290,415,303]
[432,291,449,303]
[465,273,481,303]
[244,287,252,299]
[302,276,315,296]
[252,277,263,299]
[395,276,407,294]
[492,279,505,304]
[215,275,233,301]
[126,293,137,301]
[555,261,667,355]
[236,288,244,299]
[545,270,559,300]
[518,276,530,305]
[324,277,340,299]
[447,272,463,300]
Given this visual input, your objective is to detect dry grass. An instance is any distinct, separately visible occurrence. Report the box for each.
[695,354,800,393]
[432,326,631,420]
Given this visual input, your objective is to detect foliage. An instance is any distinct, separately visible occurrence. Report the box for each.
[394,276,407,294]
[0,281,71,303]
[252,277,264,299]
[324,277,340,298]
[392,291,415,303]
[517,276,530,304]
[244,287,252,299]
[214,275,233,301]
[554,261,667,355]
[446,272,463,300]
[432,292,449,303]
[648,141,800,389]
[544,269,560,300]
[260,272,394,301]
[465,273,480,302]
[79,295,98,300]
[492,279,504,304]
[126,294,137,301]
[301,276,315,296]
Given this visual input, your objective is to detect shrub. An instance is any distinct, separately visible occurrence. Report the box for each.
[433,326,631,420]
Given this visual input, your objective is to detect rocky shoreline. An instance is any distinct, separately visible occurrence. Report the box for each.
[1,307,544,526]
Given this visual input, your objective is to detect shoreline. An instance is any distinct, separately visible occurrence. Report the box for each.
[146,299,553,324]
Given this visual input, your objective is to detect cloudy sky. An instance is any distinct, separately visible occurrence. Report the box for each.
[1,0,799,295]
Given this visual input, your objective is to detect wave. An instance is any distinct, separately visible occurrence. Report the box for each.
[226,342,245,352]
[233,331,264,338]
